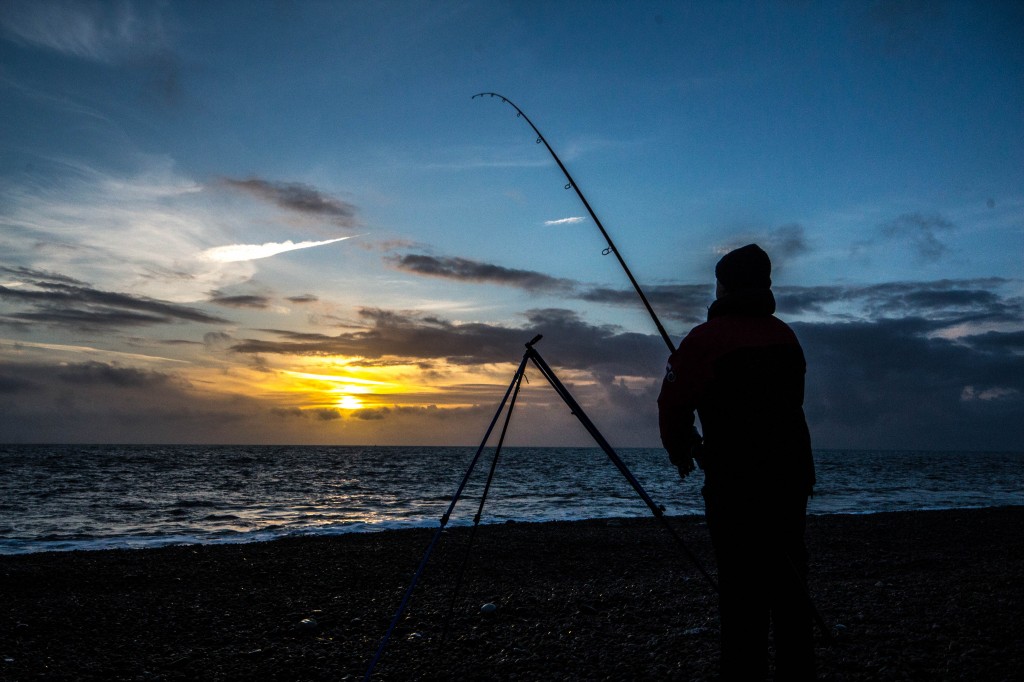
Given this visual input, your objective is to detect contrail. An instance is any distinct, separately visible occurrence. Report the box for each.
[200,235,358,263]
[544,216,586,226]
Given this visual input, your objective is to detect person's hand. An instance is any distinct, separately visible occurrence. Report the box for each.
[675,456,695,480]
[688,426,705,471]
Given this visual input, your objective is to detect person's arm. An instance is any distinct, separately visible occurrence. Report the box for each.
[657,333,709,479]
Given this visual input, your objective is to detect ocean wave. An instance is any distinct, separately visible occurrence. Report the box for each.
[171,499,219,509]
[1,446,1022,554]
[202,513,241,522]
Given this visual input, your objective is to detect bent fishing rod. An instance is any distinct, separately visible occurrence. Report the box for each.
[473,94,833,644]
[473,92,675,354]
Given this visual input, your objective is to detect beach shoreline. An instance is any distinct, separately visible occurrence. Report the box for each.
[2,507,1021,680]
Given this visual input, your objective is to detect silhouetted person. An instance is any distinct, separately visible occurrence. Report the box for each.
[658,244,816,680]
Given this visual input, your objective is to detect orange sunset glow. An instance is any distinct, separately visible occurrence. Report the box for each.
[0,1,1020,451]
[284,368,418,411]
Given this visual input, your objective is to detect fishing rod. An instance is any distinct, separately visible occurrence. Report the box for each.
[473,92,675,354]
[473,94,834,645]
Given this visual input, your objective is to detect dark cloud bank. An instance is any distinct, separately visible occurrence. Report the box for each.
[220,177,358,227]
[796,320,1023,450]
[1,264,1020,449]
[0,267,229,330]
[226,274,1023,451]
[389,253,711,324]
[207,293,271,309]
[0,359,270,444]
[236,306,664,377]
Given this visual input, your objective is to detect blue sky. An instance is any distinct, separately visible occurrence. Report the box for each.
[1,0,1022,449]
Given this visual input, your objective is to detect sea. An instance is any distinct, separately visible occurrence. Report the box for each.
[1,445,1021,555]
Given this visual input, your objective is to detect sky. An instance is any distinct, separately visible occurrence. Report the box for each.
[1,0,1022,450]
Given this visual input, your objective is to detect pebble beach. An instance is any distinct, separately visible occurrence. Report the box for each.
[2,506,1021,681]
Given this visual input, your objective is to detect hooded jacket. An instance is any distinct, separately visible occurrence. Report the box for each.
[657,288,815,496]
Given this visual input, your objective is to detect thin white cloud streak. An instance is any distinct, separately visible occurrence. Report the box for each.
[0,0,170,63]
[199,236,358,263]
[1,159,256,303]
[960,385,1019,402]
[1,75,114,124]
[544,216,586,226]
[1,338,189,364]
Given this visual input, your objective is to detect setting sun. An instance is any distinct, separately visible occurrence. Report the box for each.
[335,395,364,410]
[283,368,399,410]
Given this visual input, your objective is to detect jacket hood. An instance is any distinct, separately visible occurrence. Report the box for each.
[707,288,776,320]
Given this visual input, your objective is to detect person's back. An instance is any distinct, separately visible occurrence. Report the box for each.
[682,290,814,493]
[658,244,816,680]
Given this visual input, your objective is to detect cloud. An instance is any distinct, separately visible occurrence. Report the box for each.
[389,254,576,293]
[775,278,1021,328]
[0,160,263,303]
[0,0,172,63]
[220,177,359,227]
[388,252,711,323]
[763,224,810,261]
[962,330,1024,355]
[0,372,36,393]
[311,408,342,421]
[3,306,183,329]
[716,224,811,271]
[225,274,1023,450]
[362,238,422,253]
[544,217,586,226]
[0,276,229,331]
[230,306,667,381]
[0,339,191,365]
[223,305,669,446]
[0,265,85,286]
[202,331,235,350]
[796,316,1024,450]
[880,212,956,262]
[516,308,666,373]
[229,308,515,364]
[199,236,357,263]
[735,276,1024,449]
[382,249,713,334]
[286,294,319,304]
[0,358,270,444]
[960,385,1019,402]
[579,284,712,324]
[56,361,179,388]
[207,293,271,309]
[2,272,1021,449]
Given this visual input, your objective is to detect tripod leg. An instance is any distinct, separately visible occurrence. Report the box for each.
[363,353,530,681]
[440,368,526,643]
[526,347,720,592]
[529,347,832,643]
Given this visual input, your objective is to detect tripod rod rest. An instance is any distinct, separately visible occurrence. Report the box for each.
[525,334,543,349]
